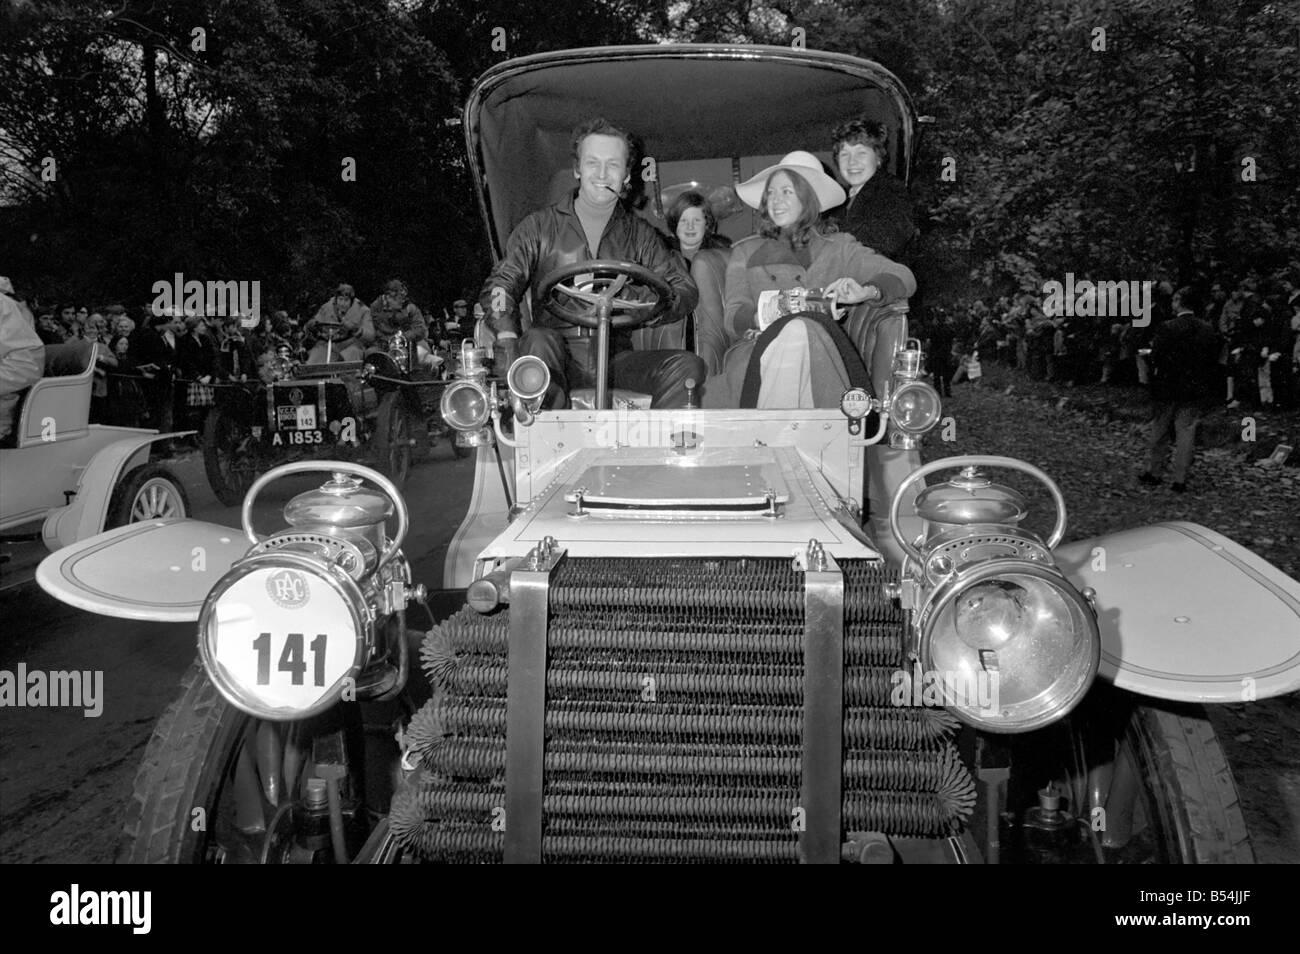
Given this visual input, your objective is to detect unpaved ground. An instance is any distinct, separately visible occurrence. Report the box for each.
[935,370,1300,863]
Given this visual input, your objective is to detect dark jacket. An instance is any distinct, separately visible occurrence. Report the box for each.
[829,171,917,260]
[1149,312,1222,404]
[177,333,218,381]
[478,191,697,354]
[217,333,258,380]
[370,299,428,344]
[130,327,178,377]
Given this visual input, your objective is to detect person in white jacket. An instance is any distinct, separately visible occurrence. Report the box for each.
[0,277,46,444]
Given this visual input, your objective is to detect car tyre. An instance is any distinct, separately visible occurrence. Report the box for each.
[106,463,190,529]
[119,659,413,864]
[203,406,257,507]
[373,392,413,486]
[1125,703,1255,863]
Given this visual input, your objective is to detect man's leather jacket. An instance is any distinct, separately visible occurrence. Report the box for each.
[478,192,698,353]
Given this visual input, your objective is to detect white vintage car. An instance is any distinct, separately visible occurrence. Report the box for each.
[36,44,1300,864]
[1,341,188,585]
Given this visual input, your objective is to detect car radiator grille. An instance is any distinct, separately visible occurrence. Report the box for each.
[392,557,975,862]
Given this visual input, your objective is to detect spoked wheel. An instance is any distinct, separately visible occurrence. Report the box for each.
[107,464,190,529]
[119,661,414,864]
[203,406,260,507]
[373,392,414,484]
[1002,687,1254,863]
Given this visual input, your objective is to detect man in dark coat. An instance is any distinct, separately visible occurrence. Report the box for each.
[131,310,184,430]
[1138,287,1222,492]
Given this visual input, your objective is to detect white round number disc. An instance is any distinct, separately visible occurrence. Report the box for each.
[211,567,357,712]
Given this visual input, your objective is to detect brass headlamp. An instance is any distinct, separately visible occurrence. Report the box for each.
[888,456,1100,733]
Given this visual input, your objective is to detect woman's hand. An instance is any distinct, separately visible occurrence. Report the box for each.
[825,277,881,305]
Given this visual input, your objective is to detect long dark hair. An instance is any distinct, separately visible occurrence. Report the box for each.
[757,170,834,248]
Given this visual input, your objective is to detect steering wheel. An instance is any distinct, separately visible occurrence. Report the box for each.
[313,317,344,341]
[537,259,672,329]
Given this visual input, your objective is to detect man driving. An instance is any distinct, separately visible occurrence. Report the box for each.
[480,117,703,408]
[305,283,374,363]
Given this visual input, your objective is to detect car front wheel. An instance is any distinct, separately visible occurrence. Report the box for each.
[107,463,190,529]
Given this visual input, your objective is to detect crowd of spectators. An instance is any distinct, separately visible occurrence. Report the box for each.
[9,283,478,436]
[915,269,1300,412]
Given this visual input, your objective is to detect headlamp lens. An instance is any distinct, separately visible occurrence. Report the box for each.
[925,566,1098,732]
[890,381,941,434]
[441,381,490,430]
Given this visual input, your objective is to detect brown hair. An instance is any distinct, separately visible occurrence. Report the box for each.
[757,169,832,248]
[570,117,633,167]
[831,118,889,167]
[666,191,717,240]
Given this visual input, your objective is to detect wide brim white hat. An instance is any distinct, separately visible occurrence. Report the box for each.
[736,151,846,214]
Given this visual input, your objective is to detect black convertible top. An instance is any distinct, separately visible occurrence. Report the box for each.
[464,44,917,259]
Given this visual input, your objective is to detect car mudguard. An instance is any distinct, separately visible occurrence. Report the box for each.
[1054,521,1300,703]
[42,432,193,549]
[37,518,248,621]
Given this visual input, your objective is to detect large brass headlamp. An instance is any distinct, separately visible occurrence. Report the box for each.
[888,456,1100,733]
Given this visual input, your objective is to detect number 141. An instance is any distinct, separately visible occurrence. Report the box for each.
[253,632,328,686]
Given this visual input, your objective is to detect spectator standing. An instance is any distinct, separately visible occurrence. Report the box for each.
[177,314,218,430]
[444,299,471,347]
[216,316,257,381]
[85,313,118,422]
[36,313,65,345]
[924,314,955,397]
[131,310,184,431]
[58,304,81,339]
[1138,288,1221,493]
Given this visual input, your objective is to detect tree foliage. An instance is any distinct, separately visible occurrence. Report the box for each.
[1,0,1296,311]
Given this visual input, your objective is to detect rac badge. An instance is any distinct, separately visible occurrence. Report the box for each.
[266,568,311,609]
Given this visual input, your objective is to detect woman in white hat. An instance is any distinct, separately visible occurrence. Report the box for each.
[703,151,915,408]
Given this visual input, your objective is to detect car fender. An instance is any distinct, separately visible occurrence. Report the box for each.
[42,432,192,549]
[1054,521,1300,703]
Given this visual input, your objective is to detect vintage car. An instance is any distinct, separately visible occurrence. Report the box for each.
[201,317,419,505]
[1,341,189,584]
[36,44,1300,864]
[368,328,469,460]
